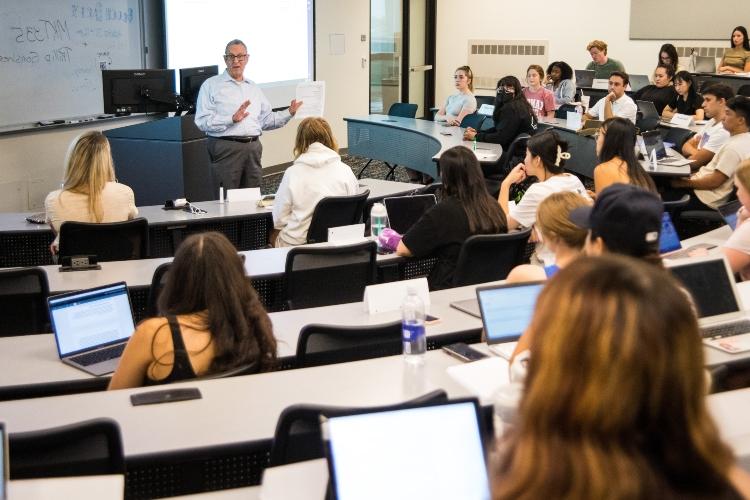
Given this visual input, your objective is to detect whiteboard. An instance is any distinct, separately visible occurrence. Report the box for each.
[0,0,143,128]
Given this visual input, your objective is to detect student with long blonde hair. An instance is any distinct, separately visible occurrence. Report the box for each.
[494,256,750,499]
[45,131,137,252]
[271,117,358,246]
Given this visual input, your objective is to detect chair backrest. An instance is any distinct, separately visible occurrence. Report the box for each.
[738,85,750,98]
[295,320,402,368]
[459,112,485,130]
[194,361,260,381]
[58,217,149,262]
[306,190,370,244]
[0,267,50,336]
[285,240,377,310]
[554,103,577,119]
[269,389,449,467]
[475,95,495,112]
[663,194,690,215]
[387,102,418,118]
[452,228,533,287]
[9,418,124,479]
[421,182,443,200]
[500,133,532,173]
[147,262,172,317]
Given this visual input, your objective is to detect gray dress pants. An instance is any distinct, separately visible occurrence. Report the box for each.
[207,137,263,190]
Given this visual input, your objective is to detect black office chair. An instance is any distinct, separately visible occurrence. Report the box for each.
[269,389,448,466]
[421,182,443,200]
[285,240,377,310]
[452,228,533,287]
[58,217,149,262]
[295,320,402,368]
[306,190,370,244]
[484,133,531,197]
[0,267,50,336]
[474,95,495,109]
[460,112,485,130]
[357,103,418,179]
[9,418,124,479]
[739,85,750,98]
[147,262,171,317]
[554,103,577,119]
[662,193,690,217]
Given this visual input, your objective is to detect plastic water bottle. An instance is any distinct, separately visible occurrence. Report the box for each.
[370,203,389,254]
[402,287,426,364]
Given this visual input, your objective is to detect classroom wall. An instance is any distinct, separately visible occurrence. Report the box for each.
[435,0,733,103]
[0,0,369,212]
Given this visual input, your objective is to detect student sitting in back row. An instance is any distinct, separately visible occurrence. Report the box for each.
[545,61,576,108]
[45,131,138,254]
[434,65,477,126]
[585,39,626,79]
[633,63,676,115]
[583,71,637,124]
[523,64,556,120]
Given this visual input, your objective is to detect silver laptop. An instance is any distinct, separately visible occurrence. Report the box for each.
[641,129,691,166]
[48,282,136,376]
[629,74,651,92]
[475,281,544,358]
[694,56,717,74]
[322,399,490,500]
[574,69,595,88]
[668,256,750,353]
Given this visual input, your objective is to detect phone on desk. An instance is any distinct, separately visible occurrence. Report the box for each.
[442,342,488,362]
[425,314,440,325]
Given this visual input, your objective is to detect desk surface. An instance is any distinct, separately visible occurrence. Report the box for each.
[8,475,124,500]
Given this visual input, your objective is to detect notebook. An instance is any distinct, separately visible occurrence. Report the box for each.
[383,194,437,235]
[629,74,651,92]
[641,129,692,166]
[574,69,595,88]
[48,282,136,376]
[668,256,750,353]
[718,200,742,230]
[476,281,544,358]
[322,399,490,500]
[660,212,717,259]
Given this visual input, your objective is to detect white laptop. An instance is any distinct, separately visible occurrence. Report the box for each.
[668,256,750,353]
[475,281,544,359]
[322,399,490,500]
[48,282,136,376]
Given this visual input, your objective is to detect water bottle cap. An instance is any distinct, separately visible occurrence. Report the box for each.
[371,203,387,216]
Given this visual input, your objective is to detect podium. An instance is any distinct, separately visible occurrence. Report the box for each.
[105,116,214,206]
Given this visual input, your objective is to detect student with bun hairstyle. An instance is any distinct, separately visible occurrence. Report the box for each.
[109,232,277,389]
[494,255,750,500]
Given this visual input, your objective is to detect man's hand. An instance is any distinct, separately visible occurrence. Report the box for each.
[289,99,303,116]
[607,91,617,102]
[232,100,251,123]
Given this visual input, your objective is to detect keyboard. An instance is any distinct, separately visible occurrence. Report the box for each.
[69,343,126,366]
[702,320,750,340]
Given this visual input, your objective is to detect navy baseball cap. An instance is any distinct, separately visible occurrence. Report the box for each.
[569,184,663,257]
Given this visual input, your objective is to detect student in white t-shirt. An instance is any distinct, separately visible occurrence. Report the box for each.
[682,84,734,169]
[723,160,750,280]
[583,71,637,124]
[499,130,591,233]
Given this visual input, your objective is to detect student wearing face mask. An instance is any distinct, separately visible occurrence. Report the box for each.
[463,75,537,175]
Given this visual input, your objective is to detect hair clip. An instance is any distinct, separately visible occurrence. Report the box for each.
[555,146,571,166]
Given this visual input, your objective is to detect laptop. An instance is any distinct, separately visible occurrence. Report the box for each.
[48,282,136,376]
[694,56,717,74]
[660,212,717,259]
[668,256,750,353]
[641,129,692,166]
[718,199,742,230]
[574,69,595,88]
[322,399,490,500]
[629,74,651,92]
[636,100,661,131]
[472,281,545,359]
[383,194,437,235]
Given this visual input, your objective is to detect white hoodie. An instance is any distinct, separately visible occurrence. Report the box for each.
[273,142,359,246]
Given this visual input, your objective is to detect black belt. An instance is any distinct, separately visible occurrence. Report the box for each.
[213,135,259,143]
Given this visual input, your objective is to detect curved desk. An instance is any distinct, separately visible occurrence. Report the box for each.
[345,115,502,179]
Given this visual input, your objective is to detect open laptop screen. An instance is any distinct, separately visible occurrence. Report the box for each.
[324,400,490,500]
[477,282,544,344]
[669,258,740,318]
[384,194,437,235]
[48,282,135,357]
[642,130,667,160]
[659,212,682,254]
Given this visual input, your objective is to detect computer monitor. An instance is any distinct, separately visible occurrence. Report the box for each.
[179,65,219,112]
[102,69,177,114]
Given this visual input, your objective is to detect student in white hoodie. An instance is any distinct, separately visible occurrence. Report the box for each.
[271,117,359,246]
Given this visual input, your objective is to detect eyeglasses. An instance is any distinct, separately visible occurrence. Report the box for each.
[224,54,248,62]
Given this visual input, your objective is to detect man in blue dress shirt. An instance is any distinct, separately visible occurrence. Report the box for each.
[195,39,303,189]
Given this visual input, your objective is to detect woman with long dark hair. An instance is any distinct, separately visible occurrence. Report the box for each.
[719,26,750,74]
[379,145,507,289]
[593,117,657,194]
[662,71,704,121]
[109,232,277,389]
[657,43,682,72]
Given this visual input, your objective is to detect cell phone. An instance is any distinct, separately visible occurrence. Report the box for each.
[0,422,6,500]
[442,342,488,362]
[130,388,202,406]
[425,314,441,325]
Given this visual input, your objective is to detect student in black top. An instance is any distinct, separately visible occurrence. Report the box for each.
[633,63,677,115]
[662,71,705,121]
[463,75,537,176]
[109,232,277,389]
[390,146,507,290]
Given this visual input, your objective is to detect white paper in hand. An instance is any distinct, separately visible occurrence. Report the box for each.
[295,81,325,118]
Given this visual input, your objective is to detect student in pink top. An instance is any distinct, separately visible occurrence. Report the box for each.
[523,65,556,120]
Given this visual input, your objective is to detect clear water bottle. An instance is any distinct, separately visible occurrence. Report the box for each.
[370,202,389,254]
[402,287,426,364]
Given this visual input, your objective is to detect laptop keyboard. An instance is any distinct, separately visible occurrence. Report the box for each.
[702,320,750,340]
[69,343,126,366]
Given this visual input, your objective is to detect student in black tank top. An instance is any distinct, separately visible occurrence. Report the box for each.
[109,232,277,390]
